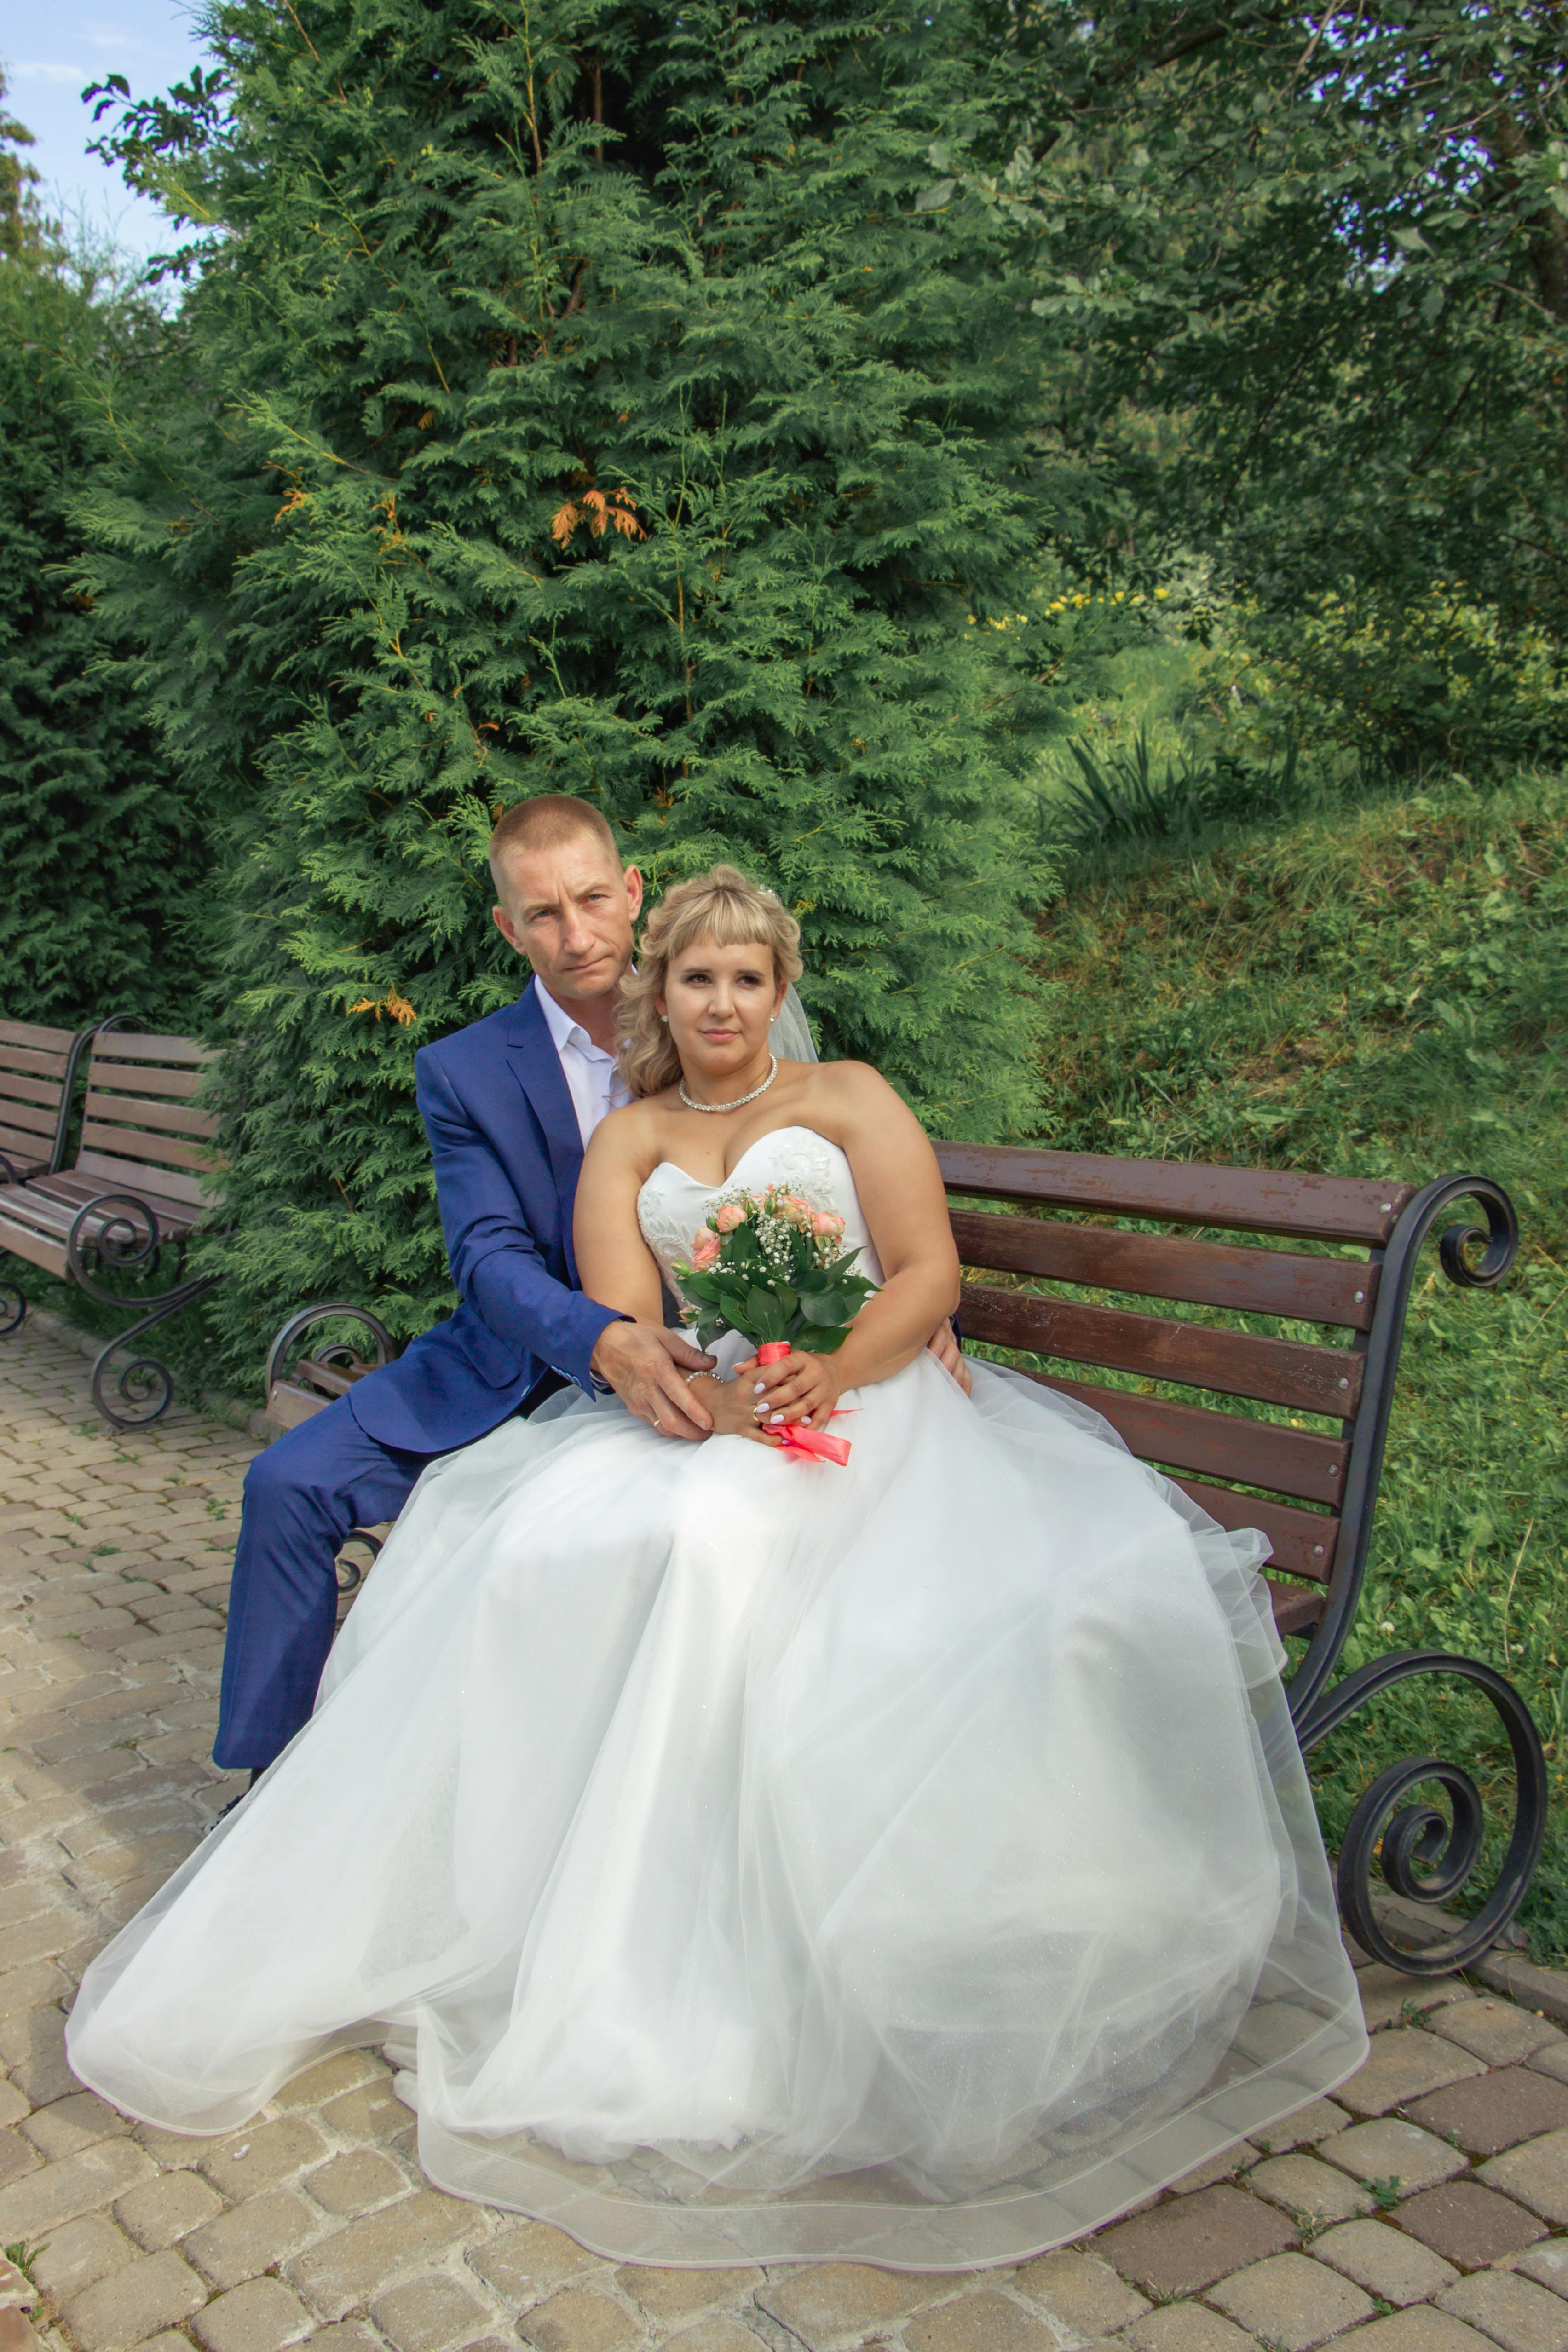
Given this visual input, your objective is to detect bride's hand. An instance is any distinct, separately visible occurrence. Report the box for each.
[743,1349,842,1432]
[698,1376,784,1447]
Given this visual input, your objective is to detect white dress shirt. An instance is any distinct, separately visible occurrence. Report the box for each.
[534,981,633,1147]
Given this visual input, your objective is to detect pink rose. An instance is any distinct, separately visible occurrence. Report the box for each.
[783,1194,813,1228]
[715,1201,746,1233]
[811,1210,845,1238]
[689,1229,722,1270]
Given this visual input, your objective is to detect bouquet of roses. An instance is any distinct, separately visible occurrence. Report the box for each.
[672,1184,879,1463]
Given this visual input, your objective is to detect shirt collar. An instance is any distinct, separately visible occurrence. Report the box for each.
[534,979,609,1059]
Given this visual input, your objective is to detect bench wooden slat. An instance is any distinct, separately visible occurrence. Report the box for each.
[939,1144,1414,1245]
[0,1045,71,1083]
[0,1176,196,1242]
[0,1020,76,1054]
[62,1153,210,1215]
[950,1210,1378,1332]
[89,1033,218,1065]
[0,1100,59,1139]
[79,1060,208,1101]
[1268,1580,1328,1637]
[1035,1373,1350,1505]
[0,1071,71,1112]
[1171,1477,1339,1580]
[83,1091,220,1142]
[959,1282,1364,1418]
[78,1126,216,1182]
[0,1213,66,1276]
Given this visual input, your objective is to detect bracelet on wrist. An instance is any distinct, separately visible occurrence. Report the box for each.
[684,1368,722,1386]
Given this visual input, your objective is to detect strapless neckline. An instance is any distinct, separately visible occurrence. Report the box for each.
[643,1123,842,1195]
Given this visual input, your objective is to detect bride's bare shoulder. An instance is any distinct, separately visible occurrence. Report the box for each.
[806,1060,902,1107]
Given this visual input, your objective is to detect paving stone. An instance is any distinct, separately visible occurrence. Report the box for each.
[184,2190,317,2289]
[615,2266,763,2322]
[905,2291,1060,2352]
[1408,2073,1568,2159]
[660,2324,765,2352]
[20,2089,131,2162]
[470,2219,602,2301]
[299,2328,382,2352]
[1310,2219,1458,2306]
[1120,2305,1261,2352]
[1096,2184,1297,2298]
[0,2008,77,2106]
[756,2262,948,2346]
[1208,2251,1374,2352]
[1014,2249,1151,2335]
[1515,2246,1568,2303]
[269,2050,380,2110]
[516,2289,641,2352]
[1252,2103,1353,2157]
[1437,2275,1568,2352]
[113,2168,225,2250]
[196,2116,328,2199]
[1337,2032,1487,2119]
[1434,2006,1567,2070]
[1355,1973,1469,2033]
[1336,2313,1495,2352]
[193,2278,315,2352]
[1531,2048,1568,2089]
[61,2246,207,2352]
[0,2131,38,2191]
[1394,2181,1547,2268]
[0,2135,156,2239]
[287,2190,472,2321]
[305,2149,406,2217]
[1170,2146,1259,2195]
[29,2213,136,2300]
[317,2080,409,2143]
[1322,2119,1469,2194]
[370,2276,495,2352]
[1478,2133,1568,2228]
[1247,2153,1375,2225]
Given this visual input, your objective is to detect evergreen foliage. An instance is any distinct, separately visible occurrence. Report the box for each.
[81,0,1062,1380]
[0,102,202,1035]
[940,2,1568,770]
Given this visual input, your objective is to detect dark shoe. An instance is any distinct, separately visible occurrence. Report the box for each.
[203,1770,260,1834]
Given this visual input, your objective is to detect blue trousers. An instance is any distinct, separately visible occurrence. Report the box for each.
[213,1397,433,1771]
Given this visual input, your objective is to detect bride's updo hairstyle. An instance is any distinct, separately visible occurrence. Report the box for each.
[617,865,803,1098]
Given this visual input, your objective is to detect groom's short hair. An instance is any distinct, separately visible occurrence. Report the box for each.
[489,795,623,899]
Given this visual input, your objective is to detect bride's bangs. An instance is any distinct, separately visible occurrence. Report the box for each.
[616,865,803,1096]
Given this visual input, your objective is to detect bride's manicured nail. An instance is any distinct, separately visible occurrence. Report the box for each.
[753,1382,765,1394]
[768,1412,784,1424]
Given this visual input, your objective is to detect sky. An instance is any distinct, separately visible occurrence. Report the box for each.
[0,0,211,264]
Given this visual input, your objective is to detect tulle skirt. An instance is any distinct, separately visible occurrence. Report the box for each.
[67,1355,1365,2268]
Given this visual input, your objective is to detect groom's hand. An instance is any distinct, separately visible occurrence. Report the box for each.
[591,1322,718,1439]
[926,1318,972,1395]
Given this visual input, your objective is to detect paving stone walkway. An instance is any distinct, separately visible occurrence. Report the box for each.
[2,1318,1567,2352]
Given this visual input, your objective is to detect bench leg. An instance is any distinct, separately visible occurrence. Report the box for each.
[91,1274,222,1431]
[0,1281,23,1337]
[1296,1649,1548,1976]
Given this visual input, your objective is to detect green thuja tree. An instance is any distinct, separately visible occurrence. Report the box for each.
[84,0,1066,1385]
[0,95,202,1032]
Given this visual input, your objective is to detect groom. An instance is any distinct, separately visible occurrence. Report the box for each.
[215,795,964,1777]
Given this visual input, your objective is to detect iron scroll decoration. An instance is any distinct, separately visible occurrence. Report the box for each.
[64,1188,220,1432]
[1286,1172,1545,1974]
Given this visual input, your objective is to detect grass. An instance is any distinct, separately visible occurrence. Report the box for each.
[1014,763,1568,1954]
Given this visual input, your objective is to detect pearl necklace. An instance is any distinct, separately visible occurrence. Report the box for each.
[679,1055,778,1114]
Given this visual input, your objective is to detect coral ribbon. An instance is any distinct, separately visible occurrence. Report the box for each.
[757,1340,853,1465]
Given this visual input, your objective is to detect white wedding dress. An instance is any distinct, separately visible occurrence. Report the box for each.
[68,1127,1366,2269]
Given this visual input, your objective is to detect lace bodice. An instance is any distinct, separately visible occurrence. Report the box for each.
[636,1125,883,1313]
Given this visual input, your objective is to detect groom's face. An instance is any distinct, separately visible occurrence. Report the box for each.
[493,837,643,1004]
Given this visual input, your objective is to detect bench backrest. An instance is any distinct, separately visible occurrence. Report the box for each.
[937,1143,1420,1715]
[75,1031,223,1211]
[0,1020,92,1179]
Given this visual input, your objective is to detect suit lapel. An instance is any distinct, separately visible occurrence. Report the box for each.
[502,981,585,1280]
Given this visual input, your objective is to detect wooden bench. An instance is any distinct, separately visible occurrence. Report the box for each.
[263,1145,1545,1976]
[0,1029,224,1430]
[0,1018,98,1187]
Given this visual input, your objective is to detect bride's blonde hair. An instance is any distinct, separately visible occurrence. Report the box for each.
[617,865,804,1098]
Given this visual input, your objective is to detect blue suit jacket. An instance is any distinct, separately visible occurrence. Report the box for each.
[347,981,622,1455]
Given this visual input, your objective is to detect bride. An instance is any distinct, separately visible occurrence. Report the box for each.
[67,865,1366,2271]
